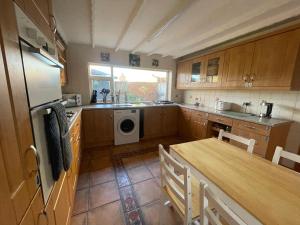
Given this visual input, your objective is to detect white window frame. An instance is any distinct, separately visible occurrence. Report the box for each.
[88,63,171,102]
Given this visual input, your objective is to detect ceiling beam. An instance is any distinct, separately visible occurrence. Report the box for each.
[131,0,196,54]
[115,0,145,52]
[90,0,95,48]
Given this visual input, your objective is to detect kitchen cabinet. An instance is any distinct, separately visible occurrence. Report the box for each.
[0,1,39,223]
[191,111,208,140]
[176,60,191,89]
[250,29,300,88]
[162,107,179,137]
[14,0,55,42]
[202,51,225,87]
[67,114,81,206]
[190,56,206,87]
[82,109,114,148]
[222,42,255,88]
[53,173,71,225]
[56,34,68,86]
[178,107,192,139]
[143,107,163,139]
[177,26,300,90]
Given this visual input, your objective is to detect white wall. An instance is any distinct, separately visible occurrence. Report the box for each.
[63,43,182,104]
[184,89,300,167]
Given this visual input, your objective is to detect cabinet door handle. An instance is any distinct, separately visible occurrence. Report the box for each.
[38,211,49,225]
[50,15,57,34]
[25,145,40,174]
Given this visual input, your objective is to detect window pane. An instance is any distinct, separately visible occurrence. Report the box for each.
[89,65,111,77]
[113,67,168,102]
[91,80,111,101]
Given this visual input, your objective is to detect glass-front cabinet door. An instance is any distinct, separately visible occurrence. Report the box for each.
[190,57,205,87]
[204,51,224,87]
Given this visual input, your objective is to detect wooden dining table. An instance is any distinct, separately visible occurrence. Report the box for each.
[169,138,300,225]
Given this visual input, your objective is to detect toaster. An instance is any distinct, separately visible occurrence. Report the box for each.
[215,100,232,111]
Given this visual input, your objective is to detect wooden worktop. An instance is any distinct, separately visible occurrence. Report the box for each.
[170,138,300,225]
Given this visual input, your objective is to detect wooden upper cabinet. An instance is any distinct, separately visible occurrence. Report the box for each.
[190,56,206,87]
[203,51,225,87]
[222,42,255,88]
[251,29,300,88]
[176,60,191,89]
[15,0,55,42]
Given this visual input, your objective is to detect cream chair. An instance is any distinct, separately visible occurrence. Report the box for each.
[200,180,247,225]
[159,144,200,225]
[218,129,256,154]
[272,146,300,165]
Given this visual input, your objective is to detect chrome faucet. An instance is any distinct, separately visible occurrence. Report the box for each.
[124,92,128,103]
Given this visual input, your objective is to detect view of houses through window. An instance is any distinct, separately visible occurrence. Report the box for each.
[89,64,169,103]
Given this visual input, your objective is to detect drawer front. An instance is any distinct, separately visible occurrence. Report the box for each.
[191,110,208,120]
[208,114,233,126]
[233,120,270,136]
[231,128,269,157]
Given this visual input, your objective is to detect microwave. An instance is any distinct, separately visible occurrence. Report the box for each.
[62,93,82,107]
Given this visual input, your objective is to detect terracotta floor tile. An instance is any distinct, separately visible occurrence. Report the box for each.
[122,155,144,169]
[141,151,159,165]
[133,178,160,206]
[141,201,182,225]
[88,201,125,225]
[71,213,88,225]
[73,188,89,215]
[79,159,90,174]
[90,156,112,171]
[77,173,89,190]
[89,181,120,209]
[146,161,160,177]
[127,165,153,184]
[90,166,115,186]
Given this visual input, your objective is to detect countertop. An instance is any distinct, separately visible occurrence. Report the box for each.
[66,103,291,127]
[179,104,291,127]
[66,107,82,129]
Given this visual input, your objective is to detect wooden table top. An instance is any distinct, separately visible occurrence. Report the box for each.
[170,138,300,225]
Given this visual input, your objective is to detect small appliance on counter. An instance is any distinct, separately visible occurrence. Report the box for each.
[62,93,82,107]
[215,100,232,111]
[259,100,273,118]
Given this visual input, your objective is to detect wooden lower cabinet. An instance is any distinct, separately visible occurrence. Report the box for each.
[82,109,114,148]
[179,108,208,141]
[143,107,163,139]
[231,120,291,159]
[53,173,71,225]
[162,107,178,137]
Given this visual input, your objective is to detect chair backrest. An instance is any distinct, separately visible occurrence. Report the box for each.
[159,144,192,224]
[272,146,300,165]
[200,181,247,225]
[218,129,256,154]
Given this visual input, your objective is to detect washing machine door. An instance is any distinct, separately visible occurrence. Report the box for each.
[118,117,137,135]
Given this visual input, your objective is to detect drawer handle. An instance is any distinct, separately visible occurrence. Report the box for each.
[243,125,256,130]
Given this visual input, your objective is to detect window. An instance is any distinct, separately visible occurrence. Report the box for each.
[89,64,169,103]
[89,64,112,102]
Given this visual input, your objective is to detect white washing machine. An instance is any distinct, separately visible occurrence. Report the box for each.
[114,109,140,145]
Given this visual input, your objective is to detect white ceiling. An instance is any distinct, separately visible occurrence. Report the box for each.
[53,0,300,58]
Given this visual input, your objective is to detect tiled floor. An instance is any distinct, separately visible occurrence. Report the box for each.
[71,138,183,225]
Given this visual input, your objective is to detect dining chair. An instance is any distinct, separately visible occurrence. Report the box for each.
[272,146,300,165]
[159,144,200,225]
[199,180,247,225]
[218,129,256,154]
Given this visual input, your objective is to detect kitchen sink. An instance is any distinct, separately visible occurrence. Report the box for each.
[112,103,133,107]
